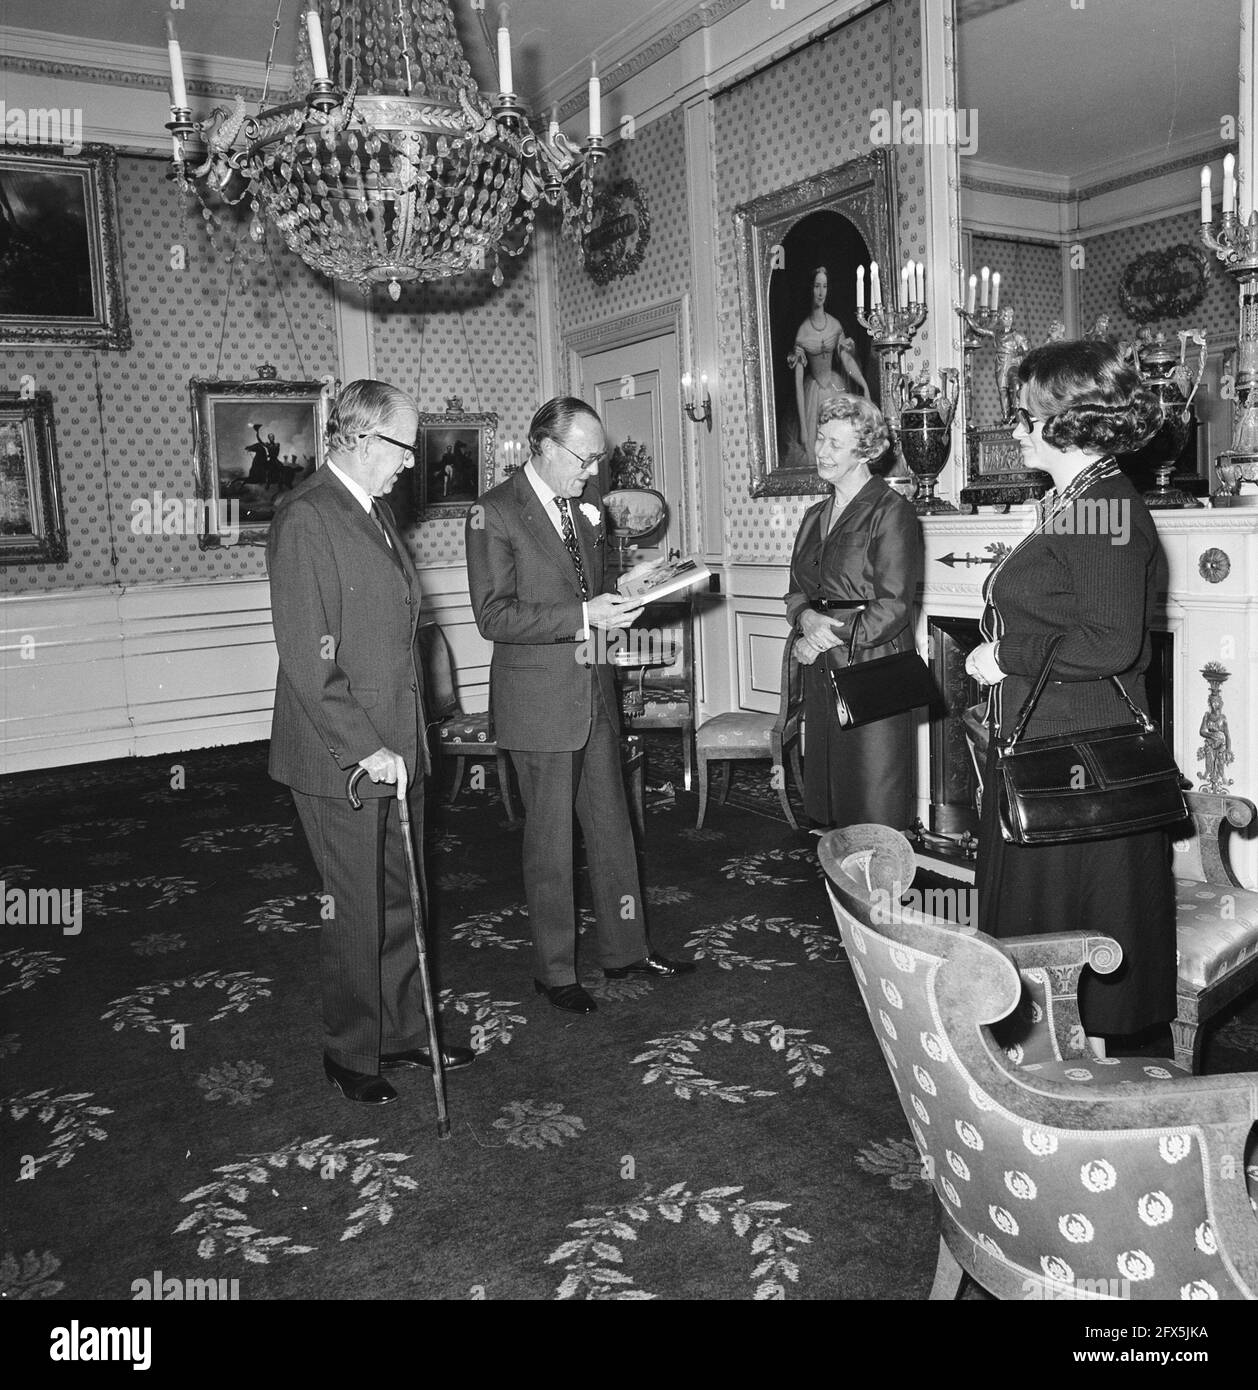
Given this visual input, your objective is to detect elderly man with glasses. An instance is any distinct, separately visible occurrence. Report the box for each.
[465,396,695,1014]
[268,378,474,1105]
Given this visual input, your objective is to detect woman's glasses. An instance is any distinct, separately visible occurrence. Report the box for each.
[1014,407,1045,434]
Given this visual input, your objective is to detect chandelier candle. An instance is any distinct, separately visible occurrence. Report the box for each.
[165,16,187,111]
[497,6,514,96]
[589,60,602,140]
[306,10,330,84]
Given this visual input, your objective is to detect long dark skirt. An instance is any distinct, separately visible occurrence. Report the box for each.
[801,659,914,828]
[976,742,1176,1036]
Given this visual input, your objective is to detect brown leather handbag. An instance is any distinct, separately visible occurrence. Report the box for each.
[996,635,1187,846]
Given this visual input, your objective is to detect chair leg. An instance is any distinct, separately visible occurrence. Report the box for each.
[789,744,804,802]
[681,730,693,792]
[448,755,466,805]
[717,761,731,805]
[496,751,518,824]
[1169,1015,1201,1073]
[696,755,709,829]
[928,1234,966,1301]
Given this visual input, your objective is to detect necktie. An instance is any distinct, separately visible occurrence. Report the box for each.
[369,501,394,550]
[554,497,588,598]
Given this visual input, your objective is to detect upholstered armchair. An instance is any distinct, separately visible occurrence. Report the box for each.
[820,825,1258,1301]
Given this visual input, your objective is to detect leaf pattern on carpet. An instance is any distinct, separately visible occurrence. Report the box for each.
[0,948,63,995]
[547,1183,812,1300]
[855,1137,932,1190]
[176,1136,419,1260]
[449,906,529,951]
[0,1250,65,1300]
[438,988,527,1050]
[196,1062,274,1107]
[684,913,839,970]
[631,1018,829,1101]
[4,1089,113,1176]
[101,970,273,1033]
[492,1100,585,1149]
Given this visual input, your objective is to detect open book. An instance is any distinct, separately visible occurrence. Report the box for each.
[616,555,712,603]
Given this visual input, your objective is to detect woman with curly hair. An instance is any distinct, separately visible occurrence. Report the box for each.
[785,394,922,828]
[965,340,1172,1047]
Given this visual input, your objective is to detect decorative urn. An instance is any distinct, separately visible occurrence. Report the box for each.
[1120,330,1207,507]
[894,367,960,514]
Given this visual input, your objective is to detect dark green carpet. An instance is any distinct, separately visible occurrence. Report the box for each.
[1,738,1255,1303]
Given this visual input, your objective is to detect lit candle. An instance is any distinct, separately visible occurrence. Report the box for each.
[966,273,976,315]
[870,261,882,310]
[306,9,330,84]
[980,265,990,310]
[700,371,709,400]
[166,16,188,110]
[915,260,925,304]
[588,59,602,140]
[1201,165,1213,224]
[1224,153,1236,215]
[991,271,1001,313]
[856,264,865,312]
[681,372,692,407]
[900,263,910,309]
[497,5,514,95]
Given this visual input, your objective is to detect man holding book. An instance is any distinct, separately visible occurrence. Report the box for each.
[465,397,696,1014]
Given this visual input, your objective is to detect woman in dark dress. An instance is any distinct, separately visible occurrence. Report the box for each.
[785,395,922,828]
[966,340,1173,1044]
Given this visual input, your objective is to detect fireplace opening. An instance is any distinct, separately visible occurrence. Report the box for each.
[924,616,1174,847]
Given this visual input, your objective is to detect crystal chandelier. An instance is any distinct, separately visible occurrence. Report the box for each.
[165,2,605,298]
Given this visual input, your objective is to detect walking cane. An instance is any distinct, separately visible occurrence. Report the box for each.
[346,764,451,1139]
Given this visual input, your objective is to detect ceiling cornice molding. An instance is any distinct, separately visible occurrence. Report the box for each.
[0,23,290,102]
[551,0,757,120]
[963,140,1234,204]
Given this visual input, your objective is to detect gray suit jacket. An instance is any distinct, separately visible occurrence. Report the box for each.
[465,468,619,753]
[267,465,429,798]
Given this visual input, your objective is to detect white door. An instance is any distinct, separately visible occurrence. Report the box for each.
[574,333,686,560]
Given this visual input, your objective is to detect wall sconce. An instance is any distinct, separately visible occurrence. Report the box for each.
[681,372,712,431]
[500,437,525,474]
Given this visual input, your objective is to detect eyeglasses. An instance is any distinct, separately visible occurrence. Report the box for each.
[359,431,417,456]
[555,440,607,472]
[1014,407,1045,434]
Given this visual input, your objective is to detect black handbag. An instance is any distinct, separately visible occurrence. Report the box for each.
[825,617,939,729]
[996,635,1187,846]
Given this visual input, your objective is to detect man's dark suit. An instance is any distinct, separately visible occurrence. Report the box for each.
[465,467,648,984]
[267,465,432,1072]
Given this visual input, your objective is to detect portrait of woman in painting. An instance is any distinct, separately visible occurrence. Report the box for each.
[789,265,871,468]
[769,209,876,472]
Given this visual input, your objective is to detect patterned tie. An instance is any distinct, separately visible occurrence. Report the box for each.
[554,497,589,598]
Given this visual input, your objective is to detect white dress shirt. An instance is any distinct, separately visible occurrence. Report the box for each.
[524,459,590,638]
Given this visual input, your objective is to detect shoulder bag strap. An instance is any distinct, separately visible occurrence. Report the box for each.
[1006,632,1155,749]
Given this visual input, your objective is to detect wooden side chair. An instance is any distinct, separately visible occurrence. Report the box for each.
[694,636,803,829]
[414,621,517,823]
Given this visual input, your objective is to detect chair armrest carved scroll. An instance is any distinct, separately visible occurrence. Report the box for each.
[1177,792,1257,886]
[998,933,1123,1061]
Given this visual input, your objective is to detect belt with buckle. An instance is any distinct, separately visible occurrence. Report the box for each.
[810,598,866,612]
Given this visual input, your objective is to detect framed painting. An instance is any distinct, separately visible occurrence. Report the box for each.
[411,408,497,519]
[733,150,897,497]
[0,391,68,564]
[191,376,330,547]
[0,145,131,350]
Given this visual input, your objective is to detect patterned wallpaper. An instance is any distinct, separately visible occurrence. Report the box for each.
[714,0,929,563]
[0,156,338,594]
[967,234,1062,425]
[1080,207,1234,352]
[371,256,541,568]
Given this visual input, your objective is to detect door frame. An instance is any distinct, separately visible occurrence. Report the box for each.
[563,295,696,554]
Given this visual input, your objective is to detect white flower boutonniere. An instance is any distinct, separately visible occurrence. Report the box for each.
[578,502,601,529]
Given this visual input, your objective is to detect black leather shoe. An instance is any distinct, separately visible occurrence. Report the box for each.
[534,980,597,1013]
[324,1055,398,1105]
[604,952,697,980]
[380,1046,476,1072]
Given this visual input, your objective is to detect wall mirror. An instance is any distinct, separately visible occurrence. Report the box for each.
[954,0,1236,497]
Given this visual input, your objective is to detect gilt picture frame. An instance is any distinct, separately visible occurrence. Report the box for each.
[412,409,497,519]
[0,391,68,565]
[191,376,330,547]
[733,150,897,497]
[0,144,131,350]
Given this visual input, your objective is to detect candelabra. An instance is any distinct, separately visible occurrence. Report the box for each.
[955,304,997,427]
[1201,200,1258,505]
[856,299,928,428]
[164,4,607,299]
[681,373,712,431]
